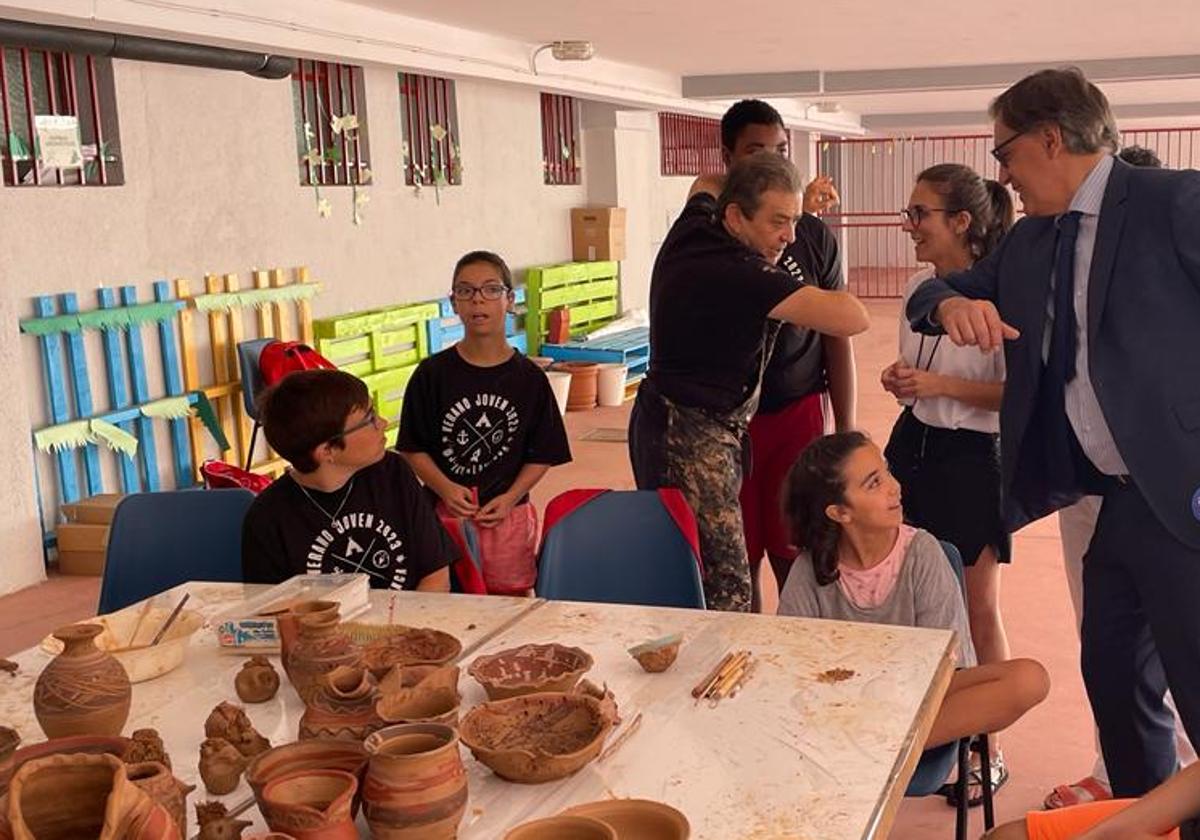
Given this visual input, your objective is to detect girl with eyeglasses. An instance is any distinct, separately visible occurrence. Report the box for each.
[882,163,1016,806]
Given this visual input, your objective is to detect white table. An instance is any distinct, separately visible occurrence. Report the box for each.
[3,587,954,840]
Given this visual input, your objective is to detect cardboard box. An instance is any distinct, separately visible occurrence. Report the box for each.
[56,522,110,576]
[571,207,626,262]
[61,493,125,525]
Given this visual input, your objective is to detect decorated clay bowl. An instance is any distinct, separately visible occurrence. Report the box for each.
[627,634,683,674]
[246,738,368,821]
[343,624,462,679]
[505,815,616,839]
[459,692,612,784]
[468,643,593,700]
[563,799,691,839]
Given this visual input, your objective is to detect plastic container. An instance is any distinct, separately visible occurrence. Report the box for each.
[595,363,628,407]
[545,370,572,415]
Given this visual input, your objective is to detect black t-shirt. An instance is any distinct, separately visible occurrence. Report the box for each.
[758,213,845,413]
[241,452,454,590]
[396,348,572,505]
[645,193,797,415]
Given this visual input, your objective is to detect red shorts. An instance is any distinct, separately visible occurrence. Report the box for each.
[739,392,826,565]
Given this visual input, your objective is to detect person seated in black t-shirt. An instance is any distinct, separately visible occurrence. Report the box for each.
[398,251,571,595]
[241,369,452,591]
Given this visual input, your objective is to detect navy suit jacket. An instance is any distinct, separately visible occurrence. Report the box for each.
[908,158,1200,548]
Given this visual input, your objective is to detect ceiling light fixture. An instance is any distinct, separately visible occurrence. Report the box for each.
[530,40,596,75]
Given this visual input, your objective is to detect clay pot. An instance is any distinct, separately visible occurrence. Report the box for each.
[378,664,458,696]
[0,734,130,798]
[459,692,613,784]
[347,625,462,680]
[627,633,683,674]
[245,834,298,840]
[288,613,362,705]
[261,769,357,840]
[205,702,271,758]
[0,727,19,793]
[33,623,132,739]
[126,761,195,837]
[362,723,467,839]
[199,738,247,796]
[376,664,461,728]
[124,728,172,770]
[551,362,600,411]
[468,643,593,700]
[3,752,179,839]
[276,601,340,678]
[299,666,380,742]
[236,656,281,704]
[504,815,616,840]
[246,739,368,824]
[195,801,253,840]
[562,799,691,839]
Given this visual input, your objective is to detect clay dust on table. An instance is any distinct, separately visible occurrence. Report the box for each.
[473,697,604,754]
[816,668,856,684]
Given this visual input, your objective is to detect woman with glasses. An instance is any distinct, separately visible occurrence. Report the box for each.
[398,251,570,595]
[882,163,1016,805]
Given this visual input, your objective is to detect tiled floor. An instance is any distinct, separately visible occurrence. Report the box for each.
[0,300,1099,837]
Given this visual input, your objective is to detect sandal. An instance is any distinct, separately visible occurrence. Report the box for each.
[1042,775,1112,810]
[945,750,1009,808]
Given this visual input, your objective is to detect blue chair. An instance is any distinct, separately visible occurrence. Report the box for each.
[97,489,255,613]
[236,337,278,471]
[535,489,705,608]
[904,540,996,840]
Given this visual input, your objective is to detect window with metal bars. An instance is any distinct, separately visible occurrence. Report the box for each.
[540,92,580,185]
[658,112,724,177]
[291,59,370,187]
[0,45,123,187]
[398,72,461,187]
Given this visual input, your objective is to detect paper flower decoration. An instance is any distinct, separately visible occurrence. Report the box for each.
[301,149,323,167]
[330,114,359,135]
[317,197,332,218]
[430,124,448,143]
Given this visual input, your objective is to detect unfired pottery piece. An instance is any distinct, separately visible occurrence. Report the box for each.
[361,723,467,840]
[298,666,380,742]
[375,664,461,728]
[0,734,129,799]
[235,656,281,704]
[205,702,271,758]
[126,760,195,837]
[347,624,462,679]
[195,801,253,840]
[504,815,616,840]
[261,769,358,840]
[459,692,613,784]
[124,728,172,770]
[275,600,340,678]
[245,739,368,822]
[468,643,593,700]
[199,738,247,796]
[562,799,691,839]
[287,612,362,705]
[627,634,683,674]
[33,623,132,738]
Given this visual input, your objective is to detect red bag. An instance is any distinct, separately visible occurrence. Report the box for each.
[201,459,274,494]
[258,341,336,387]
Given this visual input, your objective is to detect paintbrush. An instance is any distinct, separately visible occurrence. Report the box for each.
[150,593,190,646]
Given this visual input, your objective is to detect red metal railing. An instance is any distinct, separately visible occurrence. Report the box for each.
[399,72,460,187]
[659,112,723,176]
[0,45,121,187]
[292,59,369,186]
[819,128,1200,297]
[541,92,580,185]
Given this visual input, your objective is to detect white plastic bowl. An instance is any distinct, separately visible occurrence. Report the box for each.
[41,606,204,683]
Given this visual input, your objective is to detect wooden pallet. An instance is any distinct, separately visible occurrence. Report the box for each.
[539,326,649,383]
[524,261,620,354]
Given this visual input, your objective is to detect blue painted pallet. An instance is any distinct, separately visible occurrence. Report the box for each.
[426,287,528,354]
[538,326,649,382]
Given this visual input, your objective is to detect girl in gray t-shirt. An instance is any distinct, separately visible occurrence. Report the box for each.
[777,431,1049,760]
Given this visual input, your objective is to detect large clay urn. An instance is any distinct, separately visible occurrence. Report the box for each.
[287,612,361,705]
[34,623,131,739]
[276,600,340,678]
[0,734,129,799]
[362,723,467,840]
[2,752,179,839]
[261,769,358,840]
[126,761,195,837]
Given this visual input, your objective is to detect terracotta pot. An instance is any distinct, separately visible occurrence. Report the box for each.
[236,656,281,704]
[245,835,299,840]
[299,666,380,742]
[33,623,132,739]
[288,613,362,705]
[276,601,340,678]
[0,727,19,795]
[0,734,130,798]
[362,723,467,840]
[504,815,615,840]
[376,664,460,728]
[261,769,358,840]
[346,625,462,681]
[468,643,593,701]
[246,739,368,823]
[125,761,194,837]
[561,799,691,839]
[551,362,600,411]
[3,752,179,839]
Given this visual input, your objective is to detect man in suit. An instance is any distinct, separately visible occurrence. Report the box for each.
[908,67,1200,797]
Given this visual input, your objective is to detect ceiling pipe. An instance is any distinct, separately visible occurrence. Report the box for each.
[0,17,293,79]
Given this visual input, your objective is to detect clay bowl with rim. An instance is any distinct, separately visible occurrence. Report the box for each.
[344,623,463,679]
[378,663,457,695]
[468,643,593,701]
[260,768,358,838]
[0,734,130,797]
[245,738,368,820]
[504,815,616,840]
[563,799,691,839]
[627,633,683,674]
[375,686,460,728]
[459,692,612,784]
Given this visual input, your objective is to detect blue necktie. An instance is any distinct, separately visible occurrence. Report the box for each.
[1048,211,1083,384]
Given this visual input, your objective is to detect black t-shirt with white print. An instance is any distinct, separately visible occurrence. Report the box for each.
[241,452,454,590]
[397,348,572,505]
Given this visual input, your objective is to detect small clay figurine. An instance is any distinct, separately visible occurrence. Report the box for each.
[235,656,280,704]
[198,737,247,795]
[627,633,683,674]
[123,727,172,769]
[204,701,271,757]
[195,801,253,840]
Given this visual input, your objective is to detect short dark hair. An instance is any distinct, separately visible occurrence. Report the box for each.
[718,151,803,220]
[260,369,370,473]
[989,67,1119,154]
[452,250,513,289]
[917,163,1016,260]
[1118,145,1163,168]
[720,99,785,152]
